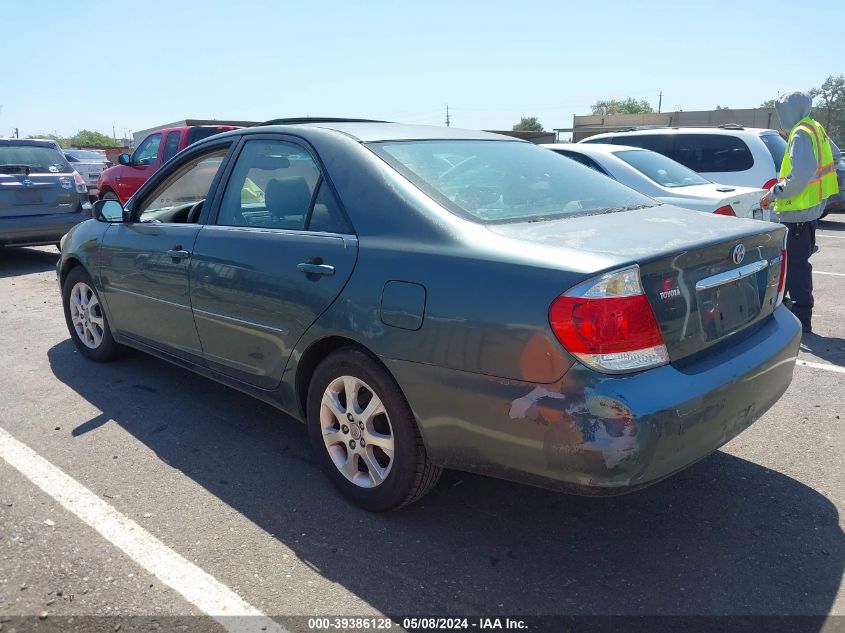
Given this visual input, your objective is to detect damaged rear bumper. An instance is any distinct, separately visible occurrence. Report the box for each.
[385,306,801,494]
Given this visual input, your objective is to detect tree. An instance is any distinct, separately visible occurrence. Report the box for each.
[512,116,544,132]
[810,75,845,141]
[66,129,121,148]
[715,105,730,110]
[760,99,776,108]
[590,98,653,116]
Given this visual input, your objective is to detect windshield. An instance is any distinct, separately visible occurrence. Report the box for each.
[369,140,656,223]
[613,149,710,188]
[760,133,787,171]
[0,145,70,173]
[65,149,106,160]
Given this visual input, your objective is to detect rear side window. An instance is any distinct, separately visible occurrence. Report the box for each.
[671,134,753,173]
[188,127,229,145]
[610,134,675,156]
[760,133,787,171]
[553,150,609,176]
[162,132,181,163]
[582,135,611,144]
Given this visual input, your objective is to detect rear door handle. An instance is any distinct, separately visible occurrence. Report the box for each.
[167,249,191,261]
[297,262,335,276]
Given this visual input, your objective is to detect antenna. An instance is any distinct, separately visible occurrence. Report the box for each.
[445,104,451,127]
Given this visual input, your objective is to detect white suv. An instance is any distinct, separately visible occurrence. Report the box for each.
[580,126,785,191]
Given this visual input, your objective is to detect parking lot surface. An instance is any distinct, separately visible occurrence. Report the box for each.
[1,217,844,631]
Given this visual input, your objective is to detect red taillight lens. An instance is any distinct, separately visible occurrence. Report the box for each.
[776,247,787,306]
[714,204,736,216]
[762,178,778,191]
[549,266,669,373]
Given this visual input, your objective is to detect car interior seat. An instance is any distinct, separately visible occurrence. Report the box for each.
[264,177,311,228]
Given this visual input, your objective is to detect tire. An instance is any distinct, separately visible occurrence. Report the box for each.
[101,190,119,201]
[306,347,441,511]
[62,266,124,362]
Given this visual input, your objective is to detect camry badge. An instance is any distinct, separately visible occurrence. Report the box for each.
[731,244,745,265]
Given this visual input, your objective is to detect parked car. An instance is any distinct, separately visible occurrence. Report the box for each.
[57,121,799,511]
[581,126,785,191]
[97,125,239,204]
[821,156,845,219]
[1,138,91,248]
[545,143,769,220]
[64,149,112,200]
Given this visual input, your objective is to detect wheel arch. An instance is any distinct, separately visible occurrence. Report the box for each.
[59,256,85,288]
[294,336,396,420]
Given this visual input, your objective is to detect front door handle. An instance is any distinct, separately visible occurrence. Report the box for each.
[167,248,191,261]
[297,262,335,276]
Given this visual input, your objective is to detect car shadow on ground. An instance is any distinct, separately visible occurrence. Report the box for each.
[817,217,845,231]
[800,333,845,367]
[0,246,60,278]
[47,340,843,621]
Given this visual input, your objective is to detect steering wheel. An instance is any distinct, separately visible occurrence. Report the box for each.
[186,200,205,224]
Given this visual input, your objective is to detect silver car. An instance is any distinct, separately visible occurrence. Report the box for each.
[0,139,91,249]
[64,149,112,199]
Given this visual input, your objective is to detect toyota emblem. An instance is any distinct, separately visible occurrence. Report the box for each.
[731,244,745,265]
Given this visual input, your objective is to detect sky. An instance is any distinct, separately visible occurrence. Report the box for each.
[1,0,840,141]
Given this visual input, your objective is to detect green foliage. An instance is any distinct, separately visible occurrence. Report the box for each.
[810,75,845,143]
[760,99,776,108]
[512,116,544,132]
[715,105,730,110]
[591,98,654,116]
[66,130,121,148]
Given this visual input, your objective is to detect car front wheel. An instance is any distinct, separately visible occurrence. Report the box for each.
[62,267,124,361]
[307,348,441,511]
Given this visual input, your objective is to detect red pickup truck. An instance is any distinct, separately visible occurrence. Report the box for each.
[98,125,238,203]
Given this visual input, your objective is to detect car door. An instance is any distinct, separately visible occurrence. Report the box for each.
[190,136,358,389]
[98,142,233,362]
[116,133,162,201]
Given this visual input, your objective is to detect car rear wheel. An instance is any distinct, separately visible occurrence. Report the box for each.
[306,348,441,511]
[62,267,124,361]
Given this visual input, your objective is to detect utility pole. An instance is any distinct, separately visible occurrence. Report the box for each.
[445,104,451,127]
[658,91,663,113]
[13,127,19,139]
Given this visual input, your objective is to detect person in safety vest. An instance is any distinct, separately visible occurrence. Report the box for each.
[760,90,841,333]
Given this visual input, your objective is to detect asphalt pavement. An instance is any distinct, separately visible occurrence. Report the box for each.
[0,216,843,632]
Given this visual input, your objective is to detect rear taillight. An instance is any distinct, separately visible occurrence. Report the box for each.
[762,178,778,191]
[549,266,669,373]
[714,204,736,216]
[776,247,787,306]
[71,171,88,194]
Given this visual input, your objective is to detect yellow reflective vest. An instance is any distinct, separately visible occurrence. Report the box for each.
[774,116,839,213]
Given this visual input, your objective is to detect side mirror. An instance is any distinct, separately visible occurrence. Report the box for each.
[117,153,132,166]
[92,199,126,223]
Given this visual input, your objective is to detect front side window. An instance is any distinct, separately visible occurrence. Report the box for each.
[137,148,229,222]
[217,140,321,230]
[369,140,655,223]
[133,133,162,166]
[613,149,710,188]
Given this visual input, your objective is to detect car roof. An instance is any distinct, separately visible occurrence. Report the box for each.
[543,143,646,155]
[585,126,778,140]
[239,121,518,143]
[0,138,60,146]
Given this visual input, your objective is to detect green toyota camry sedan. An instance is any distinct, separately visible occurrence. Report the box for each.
[56,120,800,511]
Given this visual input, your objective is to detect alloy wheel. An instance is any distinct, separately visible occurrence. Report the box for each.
[69,282,105,349]
[320,375,395,488]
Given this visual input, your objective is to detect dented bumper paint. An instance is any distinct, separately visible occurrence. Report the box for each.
[386,306,801,494]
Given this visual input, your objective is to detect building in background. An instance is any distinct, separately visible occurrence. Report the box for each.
[557,108,780,142]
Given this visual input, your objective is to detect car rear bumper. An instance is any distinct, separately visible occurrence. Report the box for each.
[0,206,89,247]
[386,306,801,494]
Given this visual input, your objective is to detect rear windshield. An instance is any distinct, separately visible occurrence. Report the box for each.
[369,140,656,223]
[65,149,106,161]
[613,149,710,187]
[0,145,70,173]
[760,133,787,170]
[187,127,229,145]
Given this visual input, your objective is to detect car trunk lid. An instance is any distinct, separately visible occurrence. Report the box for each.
[487,205,786,363]
[677,184,770,221]
[0,171,80,217]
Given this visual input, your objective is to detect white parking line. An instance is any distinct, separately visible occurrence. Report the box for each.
[797,359,845,374]
[813,270,845,277]
[816,233,845,239]
[0,426,286,633]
